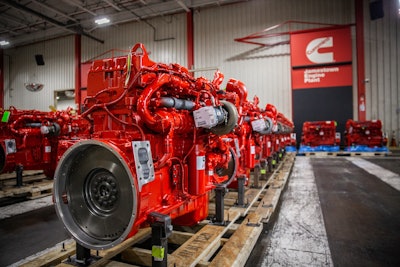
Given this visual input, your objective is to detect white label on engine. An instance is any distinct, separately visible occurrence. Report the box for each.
[267,141,271,148]
[193,106,218,129]
[251,119,266,132]
[5,139,17,154]
[336,132,341,139]
[319,131,324,136]
[234,138,241,158]
[250,145,256,154]
[45,146,51,153]
[196,156,206,170]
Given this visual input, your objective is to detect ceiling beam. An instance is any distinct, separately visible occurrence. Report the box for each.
[30,0,79,23]
[102,0,122,12]
[175,0,190,12]
[2,0,104,44]
[62,0,97,16]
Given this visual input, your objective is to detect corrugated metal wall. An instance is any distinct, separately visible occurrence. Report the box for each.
[82,14,187,66]
[194,0,352,118]
[4,36,74,110]
[364,0,400,139]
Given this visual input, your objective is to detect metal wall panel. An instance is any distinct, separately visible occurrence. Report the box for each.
[193,0,352,119]
[4,36,74,111]
[364,0,400,139]
[82,14,187,66]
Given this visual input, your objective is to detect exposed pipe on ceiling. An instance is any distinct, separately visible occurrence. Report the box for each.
[62,0,97,16]
[30,0,78,23]
[175,0,190,12]
[2,0,104,44]
[102,0,122,12]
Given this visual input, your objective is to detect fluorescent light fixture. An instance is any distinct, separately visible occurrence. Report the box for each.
[95,17,110,25]
[0,40,10,46]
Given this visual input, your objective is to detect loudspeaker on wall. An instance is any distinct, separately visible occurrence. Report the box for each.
[370,0,384,20]
[35,54,45,66]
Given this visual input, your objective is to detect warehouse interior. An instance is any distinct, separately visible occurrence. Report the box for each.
[0,0,399,266]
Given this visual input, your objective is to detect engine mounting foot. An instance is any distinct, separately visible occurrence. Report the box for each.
[235,176,248,207]
[212,186,227,225]
[149,212,173,267]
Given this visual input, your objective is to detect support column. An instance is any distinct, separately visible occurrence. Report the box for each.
[75,34,82,113]
[355,0,366,121]
[0,48,4,109]
[186,10,194,71]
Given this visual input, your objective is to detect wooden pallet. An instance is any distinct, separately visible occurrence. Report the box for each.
[0,179,53,199]
[21,154,295,267]
[0,170,47,187]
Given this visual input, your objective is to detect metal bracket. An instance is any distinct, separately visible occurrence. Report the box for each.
[149,212,172,267]
[15,164,23,187]
[212,186,227,225]
[235,176,248,207]
[246,219,261,227]
[252,164,261,188]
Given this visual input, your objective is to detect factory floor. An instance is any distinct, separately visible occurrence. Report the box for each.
[247,155,400,267]
[1,155,400,267]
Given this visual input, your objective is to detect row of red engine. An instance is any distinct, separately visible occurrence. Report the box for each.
[0,44,294,250]
[301,120,387,147]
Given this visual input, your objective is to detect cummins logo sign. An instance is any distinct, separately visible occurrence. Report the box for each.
[306,37,334,64]
[290,27,352,89]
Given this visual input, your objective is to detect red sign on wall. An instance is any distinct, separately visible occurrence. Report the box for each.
[291,26,352,89]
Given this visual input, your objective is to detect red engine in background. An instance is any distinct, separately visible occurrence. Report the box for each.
[53,43,241,250]
[0,106,89,178]
[301,121,340,146]
[344,119,387,147]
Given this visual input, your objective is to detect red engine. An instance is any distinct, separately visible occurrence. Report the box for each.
[0,106,89,178]
[53,44,240,250]
[344,119,387,147]
[301,120,340,146]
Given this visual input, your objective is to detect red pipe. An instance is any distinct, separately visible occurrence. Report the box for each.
[75,34,82,113]
[186,10,194,72]
[355,0,366,121]
[0,49,4,109]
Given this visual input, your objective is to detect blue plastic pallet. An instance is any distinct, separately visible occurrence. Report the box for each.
[285,146,297,152]
[298,145,340,153]
[344,145,389,152]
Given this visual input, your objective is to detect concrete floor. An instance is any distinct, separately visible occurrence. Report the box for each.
[1,156,400,266]
[247,156,400,267]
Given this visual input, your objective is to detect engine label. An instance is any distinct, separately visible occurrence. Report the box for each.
[193,106,217,129]
[251,119,266,132]
[45,146,51,153]
[196,156,206,170]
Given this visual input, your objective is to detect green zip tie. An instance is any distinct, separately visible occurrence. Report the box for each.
[260,169,267,174]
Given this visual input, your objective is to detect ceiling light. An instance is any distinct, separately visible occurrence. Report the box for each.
[0,40,10,46]
[95,17,110,25]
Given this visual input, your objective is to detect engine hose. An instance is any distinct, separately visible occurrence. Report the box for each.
[159,97,195,110]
